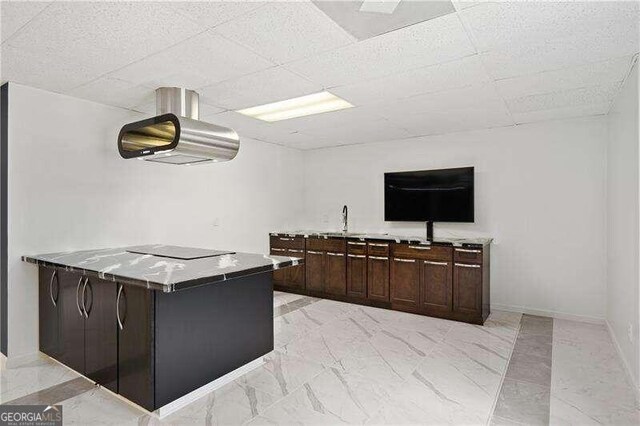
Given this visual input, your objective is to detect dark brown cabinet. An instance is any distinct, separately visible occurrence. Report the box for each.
[453,263,483,316]
[39,267,60,358]
[305,250,324,292]
[367,256,389,302]
[390,257,420,308]
[325,252,346,296]
[117,283,155,411]
[420,260,452,316]
[84,276,117,392]
[270,236,306,290]
[347,254,367,298]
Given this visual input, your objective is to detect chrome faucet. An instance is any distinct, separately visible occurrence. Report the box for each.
[342,205,348,233]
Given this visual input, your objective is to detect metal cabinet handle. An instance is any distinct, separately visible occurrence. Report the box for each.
[327,252,344,257]
[49,270,58,307]
[271,248,285,252]
[394,258,416,263]
[369,256,388,260]
[76,276,84,317]
[455,249,481,254]
[455,263,481,268]
[116,284,124,330]
[409,245,431,250]
[425,260,448,266]
[289,249,304,253]
[279,237,293,241]
[348,254,366,258]
[369,243,388,247]
[348,242,366,246]
[307,250,321,255]
[81,277,90,318]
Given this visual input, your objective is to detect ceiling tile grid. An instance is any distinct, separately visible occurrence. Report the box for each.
[1,1,638,150]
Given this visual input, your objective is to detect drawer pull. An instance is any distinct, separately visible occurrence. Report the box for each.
[307,250,322,255]
[289,249,304,253]
[456,249,481,254]
[348,254,366,258]
[272,248,285,252]
[327,252,344,257]
[369,256,388,260]
[369,243,388,247]
[394,258,416,263]
[279,237,293,241]
[409,245,431,250]
[425,260,448,266]
[348,242,366,246]
[456,263,481,268]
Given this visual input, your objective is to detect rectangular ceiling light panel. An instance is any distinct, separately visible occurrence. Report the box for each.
[360,0,402,14]
[236,91,353,122]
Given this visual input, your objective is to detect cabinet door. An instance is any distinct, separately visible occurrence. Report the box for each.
[325,252,347,296]
[453,263,483,315]
[390,258,420,308]
[84,277,117,392]
[118,284,155,411]
[367,256,389,302]
[39,267,61,358]
[420,260,452,315]
[286,250,305,289]
[270,248,288,287]
[346,254,367,298]
[58,270,86,373]
[305,251,324,292]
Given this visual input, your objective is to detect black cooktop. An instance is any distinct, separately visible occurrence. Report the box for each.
[126,245,234,260]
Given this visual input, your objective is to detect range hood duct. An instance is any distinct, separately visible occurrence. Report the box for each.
[118,88,239,165]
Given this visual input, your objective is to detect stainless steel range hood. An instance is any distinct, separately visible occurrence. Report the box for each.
[118,88,239,165]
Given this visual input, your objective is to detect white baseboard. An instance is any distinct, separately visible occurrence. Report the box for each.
[491,303,605,324]
[154,357,265,418]
[605,320,640,404]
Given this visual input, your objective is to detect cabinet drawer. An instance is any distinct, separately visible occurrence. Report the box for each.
[454,248,483,264]
[347,240,367,255]
[392,244,452,261]
[270,235,305,250]
[306,237,346,253]
[367,242,390,256]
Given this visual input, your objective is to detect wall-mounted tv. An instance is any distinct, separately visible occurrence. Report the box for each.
[384,167,474,223]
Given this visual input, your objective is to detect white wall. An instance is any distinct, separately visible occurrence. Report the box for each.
[606,61,639,392]
[7,83,305,358]
[303,117,608,322]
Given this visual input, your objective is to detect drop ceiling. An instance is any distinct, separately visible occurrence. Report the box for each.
[1,1,638,150]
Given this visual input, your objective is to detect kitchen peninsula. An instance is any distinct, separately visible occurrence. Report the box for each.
[22,245,301,416]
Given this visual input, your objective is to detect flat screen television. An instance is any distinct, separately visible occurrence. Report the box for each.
[384,167,474,223]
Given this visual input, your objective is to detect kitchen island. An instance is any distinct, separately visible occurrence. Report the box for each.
[22,245,301,416]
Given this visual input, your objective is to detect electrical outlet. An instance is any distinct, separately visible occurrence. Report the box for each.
[628,323,634,343]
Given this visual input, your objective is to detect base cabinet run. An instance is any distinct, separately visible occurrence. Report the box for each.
[271,235,490,325]
[38,266,274,412]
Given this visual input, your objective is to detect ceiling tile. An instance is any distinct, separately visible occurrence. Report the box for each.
[0,45,106,92]
[506,82,621,114]
[367,83,507,120]
[285,13,475,87]
[7,2,203,76]
[199,67,321,110]
[1,1,51,43]
[331,54,490,105]
[311,0,455,41]
[496,56,633,100]
[69,77,155,109]
[460,1,640,53]
[163,1,265,29]
[300,118,412,144]
[109,30,275,90]
[512,103,611,125]
[451,0,491,12]
[386,106,514,137]
[214,1,355,65]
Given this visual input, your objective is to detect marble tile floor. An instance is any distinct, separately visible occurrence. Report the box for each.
[0,291,637,425]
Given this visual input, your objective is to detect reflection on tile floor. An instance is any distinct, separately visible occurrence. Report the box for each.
[1,291,638,425]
